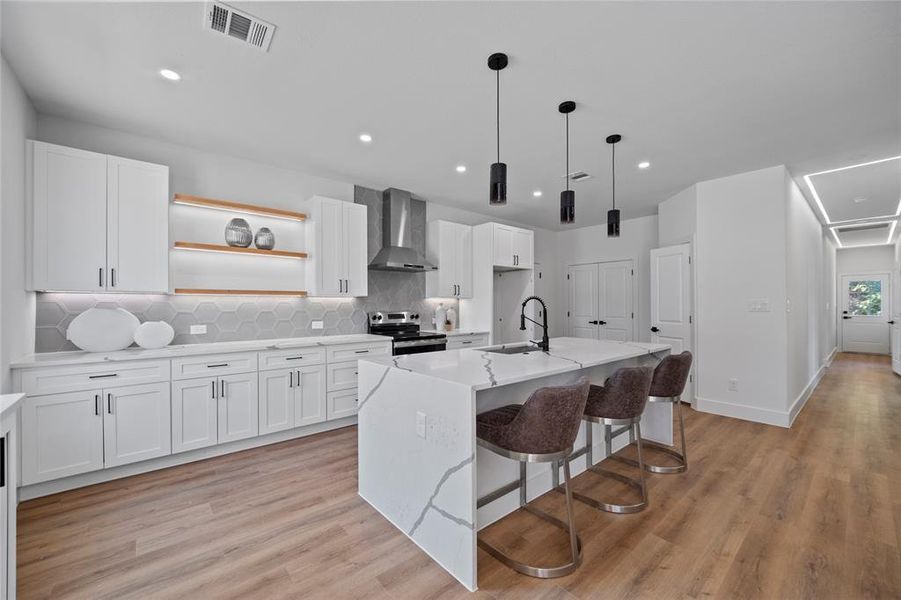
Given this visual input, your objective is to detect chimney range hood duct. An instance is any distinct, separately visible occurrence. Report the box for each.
[368,188,438,272]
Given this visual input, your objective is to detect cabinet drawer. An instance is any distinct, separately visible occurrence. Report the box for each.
[326,360,359,392]
[447,335,490,351]
[19,360,170,396]
[326,342,391,363]
[171,352,257,380]
[326,389,358,420]
[258,347,325,371]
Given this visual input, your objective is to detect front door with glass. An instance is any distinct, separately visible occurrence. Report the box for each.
[840,273,892,354]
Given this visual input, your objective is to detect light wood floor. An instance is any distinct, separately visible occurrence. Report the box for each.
[17,353,901,599]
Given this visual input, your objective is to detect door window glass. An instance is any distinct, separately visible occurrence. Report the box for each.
[847,280,882,316]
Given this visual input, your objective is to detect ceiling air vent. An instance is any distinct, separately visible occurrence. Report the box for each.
[562,171,593,182]
[204,2,275,52]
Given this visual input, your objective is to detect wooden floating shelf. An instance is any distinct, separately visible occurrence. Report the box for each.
[172,193,307,221]
[173,241,308,259]
[174,289,308,297]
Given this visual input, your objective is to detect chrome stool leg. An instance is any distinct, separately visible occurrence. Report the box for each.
[610,396,688,474]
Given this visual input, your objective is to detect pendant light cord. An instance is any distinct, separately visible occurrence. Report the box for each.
[611,141,616,210]
[496,70,500,164]
[565,113,570,191]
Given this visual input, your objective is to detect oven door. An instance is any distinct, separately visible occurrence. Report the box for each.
[393,338,447,355]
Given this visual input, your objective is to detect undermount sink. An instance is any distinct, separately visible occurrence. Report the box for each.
[485,345,541,355]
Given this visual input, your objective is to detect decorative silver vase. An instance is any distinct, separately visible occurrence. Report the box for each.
[225,218,253,247]
[254,227,275,250]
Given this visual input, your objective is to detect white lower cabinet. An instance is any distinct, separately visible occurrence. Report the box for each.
[446,334,490,350]
[327,389,359,420]
[217,373,258,444]
[21,390,104,485]
[259,365,326,434]
[172,378,219,453]
[102,382,171,468]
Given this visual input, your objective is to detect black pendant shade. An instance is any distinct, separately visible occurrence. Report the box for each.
[606,134,622,237]
[488,53,508,205]
[559,101,576,224]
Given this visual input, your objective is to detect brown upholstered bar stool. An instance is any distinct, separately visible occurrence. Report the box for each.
[476,378,590,579]
[556,367,654,514]
[611,352,693,474]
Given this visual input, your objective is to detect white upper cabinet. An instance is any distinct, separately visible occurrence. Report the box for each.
[107,156,169,292]
[426,220,473,299]
[307,196,368,297]
[490,223,533,270]
[29,141,169,293]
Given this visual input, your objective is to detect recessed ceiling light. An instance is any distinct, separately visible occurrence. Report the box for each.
[853,197,868,204]
[359,133,373,143]
[159,69,181,81]
[456,165,467,173]
[532,190,543,197]
[638,161,651,169]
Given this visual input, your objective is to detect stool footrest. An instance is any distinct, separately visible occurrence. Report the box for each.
[611,440,687,474]
[477,479,522,509]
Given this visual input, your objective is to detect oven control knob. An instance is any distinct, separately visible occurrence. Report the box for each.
[411,313,419,320]
[376,314,383,321]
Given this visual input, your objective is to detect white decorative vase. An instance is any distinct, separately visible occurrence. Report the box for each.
[66,308,140,352]
[133,321,175,349]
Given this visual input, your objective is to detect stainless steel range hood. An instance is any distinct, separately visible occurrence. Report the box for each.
[369,188,437,272]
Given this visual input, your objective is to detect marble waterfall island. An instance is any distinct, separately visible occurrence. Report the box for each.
[357,337,670,591]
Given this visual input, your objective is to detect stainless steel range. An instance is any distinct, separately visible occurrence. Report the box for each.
[368,311,447,355]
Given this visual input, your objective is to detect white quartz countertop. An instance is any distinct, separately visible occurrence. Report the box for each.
[422,330,490,338]
[361,337,669,391]
[11,334,391,369]
[0,393,25,422]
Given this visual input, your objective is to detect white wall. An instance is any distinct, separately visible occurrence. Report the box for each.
[658,184,697,247]
[556,215,658,343]
[821,237,837,363]
[695,166,789,424]
[1,56,38,391]
[836,245,895,275]
[784,172,826,417]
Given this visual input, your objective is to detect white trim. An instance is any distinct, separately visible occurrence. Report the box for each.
[696,396,790,428]
[19,416,357,500]
[803,155,901,225]
[824,346,837,366]
[788,364,826,426]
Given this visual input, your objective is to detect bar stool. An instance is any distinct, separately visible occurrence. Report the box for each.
[476,378,590,579]
[555,367,654,514]
[611,352,693,474]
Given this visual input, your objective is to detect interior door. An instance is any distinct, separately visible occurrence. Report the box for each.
[893,262,901,375]
[650,244,693,402]
[841,273,891,354]
[567,264,600,338]
[598,260,634,341]
[31,141,108,292]
[102,382,171,468]
[106,156,169,293]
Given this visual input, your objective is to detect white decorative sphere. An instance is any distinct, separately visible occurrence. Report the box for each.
[133,321,175,349]
[66,308,140,352]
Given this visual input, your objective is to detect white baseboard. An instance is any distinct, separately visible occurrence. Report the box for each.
[824,347,837,366]
[788,364,827,426]
[19,416,357,500]
[696,396,790,428]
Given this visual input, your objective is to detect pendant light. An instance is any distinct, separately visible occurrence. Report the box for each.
[606,134,622,237]
[559,101,576,224]
[488,53,508,205]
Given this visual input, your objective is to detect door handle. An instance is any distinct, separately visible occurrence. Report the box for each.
[889,320,896,325]
[588,320,598,325]
[651,326,660,333]
[599,320,607,325]
[843,316,852,320]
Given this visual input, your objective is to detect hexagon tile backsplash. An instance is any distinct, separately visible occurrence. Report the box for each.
[34,271,458,353]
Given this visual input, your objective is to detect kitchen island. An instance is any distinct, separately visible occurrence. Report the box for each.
[357,337,670,591]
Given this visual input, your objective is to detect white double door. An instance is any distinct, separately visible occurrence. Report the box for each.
[567,260,634,341]
[840,272,892,355]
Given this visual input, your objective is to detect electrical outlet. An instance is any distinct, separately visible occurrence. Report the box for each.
[728,378,738,392]
[416,411,427,439]
[190,324,207,335]
[311,320,324,330]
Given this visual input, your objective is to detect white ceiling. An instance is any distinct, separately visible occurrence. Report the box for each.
[832,221,896,248]
[805,156,900,224]
[2,1,899,231]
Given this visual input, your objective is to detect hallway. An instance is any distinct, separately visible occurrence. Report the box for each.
[16,353,901,599]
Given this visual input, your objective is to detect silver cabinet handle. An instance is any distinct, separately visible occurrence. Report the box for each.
[95,394,100,416]
[107,393,113,414]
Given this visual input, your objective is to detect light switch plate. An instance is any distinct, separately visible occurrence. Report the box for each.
[311,320,324,330]
[190,324,207,335]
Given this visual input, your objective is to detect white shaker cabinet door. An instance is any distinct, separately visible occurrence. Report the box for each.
[102,382,171,468]
[512,228,533,269]
[21,389,104,485]
[316,197,346,296]
[492,224,515,268]
[258,368,294,435]
[455,223,473,298]
[294,364,327,427]
[106,156,169,293]
[172,378,219,453]
[344,202,368,296]
[30,141,108,292]
[217,373,259,444]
